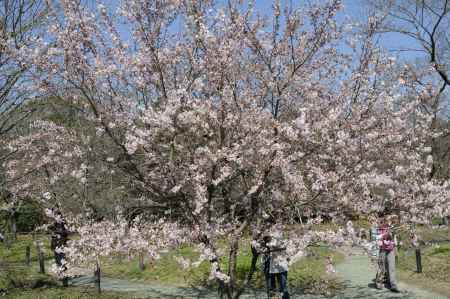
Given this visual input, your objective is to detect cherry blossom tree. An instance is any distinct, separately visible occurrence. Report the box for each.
[4,0,450,297]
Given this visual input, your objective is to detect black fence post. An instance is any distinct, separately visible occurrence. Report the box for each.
[139,253,145,271]
[37,241,45,274]
[415,248,422,273]
[25,245,31,266]
[94,261,101,293]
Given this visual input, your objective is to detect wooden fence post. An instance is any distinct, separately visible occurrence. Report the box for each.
[94,261,101,293]
[138,252,145,271]
[37,241,45,274]
[25,245,31,266]
[415,248,422,273]
[4,234,11,249]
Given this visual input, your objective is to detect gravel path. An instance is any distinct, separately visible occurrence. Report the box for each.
[70,248,449,298]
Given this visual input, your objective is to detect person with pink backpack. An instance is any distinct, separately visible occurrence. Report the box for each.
[375,219,400,293]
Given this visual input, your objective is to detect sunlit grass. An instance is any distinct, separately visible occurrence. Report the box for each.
[101,239,345,295]
[5,287,145,299]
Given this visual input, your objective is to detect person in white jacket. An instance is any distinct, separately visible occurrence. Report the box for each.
[266,225,290,299]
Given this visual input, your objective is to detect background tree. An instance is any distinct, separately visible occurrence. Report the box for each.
[0,0,45,241]
[370,0,450,177]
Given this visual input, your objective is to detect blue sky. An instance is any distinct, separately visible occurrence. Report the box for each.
[105,0,425,64]
[243,0,424,62]
[342,0,424,61]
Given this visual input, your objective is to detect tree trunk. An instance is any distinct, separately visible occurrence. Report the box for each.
[233,245,259,299]
[227,238,239,297]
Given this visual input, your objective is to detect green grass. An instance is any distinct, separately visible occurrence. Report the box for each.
[397,244,450,284]
[17,228,450,297]
[4,287,146,299]
[102,245,209,287]
[0,234,53,264]
[0,236,151,299]
[395,225,450,297]
[288,245,344,296]
[0,266,56,290]
[0,234,55,291]
[2,234,345,295]
[102,240,345,295]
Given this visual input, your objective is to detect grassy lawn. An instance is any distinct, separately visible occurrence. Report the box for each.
[4,287,146,299]
[5,226,448,298]
[2,233,344,297]
[397,242,450,297]
[0,236,151,298]
[0,234,53,264]
[394,225,450,297]
[0,234,54,291]
[102,240,344,296]
[102,245,209,287]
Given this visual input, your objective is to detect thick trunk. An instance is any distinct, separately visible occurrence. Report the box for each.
[233,246,259,299]
[222,220,251,299]
[227,238,239,296]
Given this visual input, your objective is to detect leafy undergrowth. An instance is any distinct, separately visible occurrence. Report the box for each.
[102,241,345,296]
[0,266,56,290]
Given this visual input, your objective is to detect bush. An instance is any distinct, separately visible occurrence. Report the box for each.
[0,200,44,234]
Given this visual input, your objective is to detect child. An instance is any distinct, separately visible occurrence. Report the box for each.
[326,255,336,274]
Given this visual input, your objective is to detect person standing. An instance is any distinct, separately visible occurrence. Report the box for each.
[48,208,69,286]
[375,218,400,293]
[375,218,388,289]
[380,232,400,292]
[266,226,290,299]
[260,234,275,298]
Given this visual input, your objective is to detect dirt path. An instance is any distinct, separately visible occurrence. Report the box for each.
[70,248,449,298]
[334,247,449,299]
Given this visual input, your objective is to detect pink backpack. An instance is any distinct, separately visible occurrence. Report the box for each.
[382,240,395,251]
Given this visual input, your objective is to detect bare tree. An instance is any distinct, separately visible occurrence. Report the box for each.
[371,0,450,180]
[371,0,448,109]
[0,0,46,136]
[0,0,45,240]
